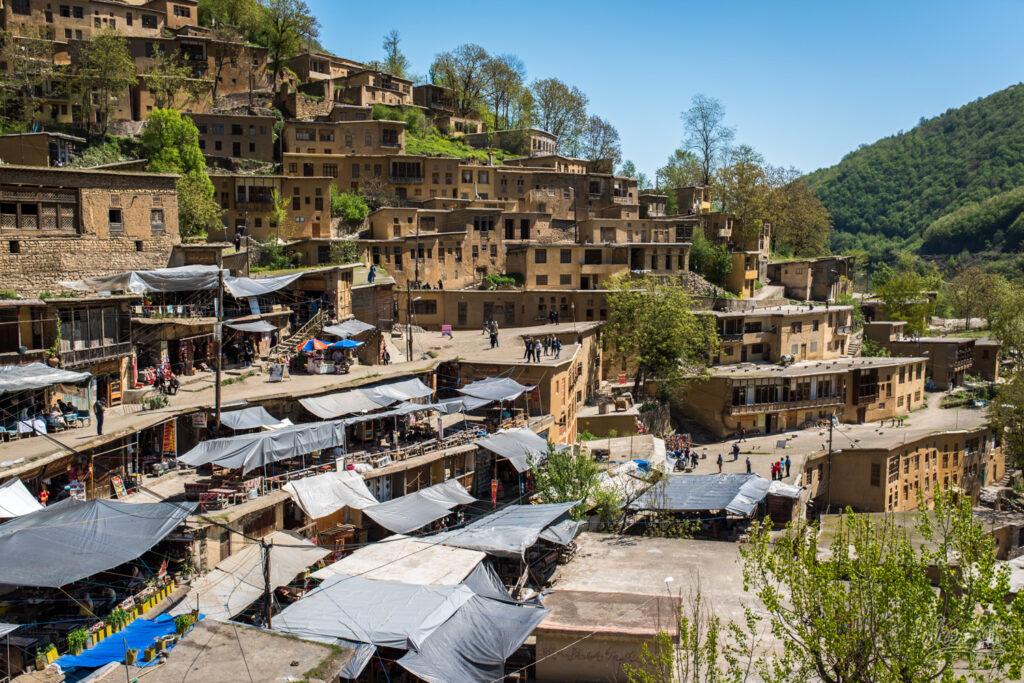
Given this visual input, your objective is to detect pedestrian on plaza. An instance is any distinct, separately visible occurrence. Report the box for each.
[489,330,498,348]
[554,338,562,358]
[771,461,778,480]
[746,456,751,474]
[167,376,180,396]
[785,455,791,478]
[716,453,723,473]
[523,337,533,360]
[368,264,376,284]
[553,310,560,324]
[233,231,242,251]
[739,426,746,442]
[534,341,542,363]
[542,336,551,356]
[93,398,105,436]
[382,348,391,365]
[732,442,740,460]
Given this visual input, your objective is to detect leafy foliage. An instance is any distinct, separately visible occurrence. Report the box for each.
[604,274,718,395]
[689,227,732,287]
[327,240,360,265]
[68,29,136,134]
[992,370,1024,468]
[807,83,1024,257]
[530,443,619,521]
[481,273,522,290]
[249,0,319,86]
[371,104,427,136]
[330,187,369,224]
[872,255,941,336]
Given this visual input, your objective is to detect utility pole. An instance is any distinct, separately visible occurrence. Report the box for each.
[214,267,224,431]
[825,416,835,514]
[405,280,413,362]
[262,538,273,628]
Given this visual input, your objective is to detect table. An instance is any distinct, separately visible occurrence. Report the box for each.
[17,419,45,435]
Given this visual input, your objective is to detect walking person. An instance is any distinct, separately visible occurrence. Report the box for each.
[716,453,723,473]
[745,456,751,474]
[785,455,791,478]
[523,337,532,360]
[739,426,746,442]
[732,442,740,461]
[554,338,562,358]
[770,461,778,480]
[93,398,105,436]
[367,263,376,284]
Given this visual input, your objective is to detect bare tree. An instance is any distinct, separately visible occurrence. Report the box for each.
[530,77,588,155]
[682,94,734,186]
[580,115,622,166]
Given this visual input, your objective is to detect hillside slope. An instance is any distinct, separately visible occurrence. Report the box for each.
[806,83,1024,255]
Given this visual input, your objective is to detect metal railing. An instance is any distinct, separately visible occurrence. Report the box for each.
[728,395,844,415]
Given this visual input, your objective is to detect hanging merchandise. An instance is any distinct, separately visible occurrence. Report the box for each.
[162,419,177,457]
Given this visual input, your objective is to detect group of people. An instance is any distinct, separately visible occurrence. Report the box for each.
[672,445,700,470]
[485,320,500,348]
[226,337,256,367]
[522,335,562,362]
[153,374,180,395]
[771,456,792,481]
[547,309,561,324]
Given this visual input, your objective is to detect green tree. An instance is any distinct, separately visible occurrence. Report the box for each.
[380,29,410,79]
[874,257,940,336]
[429,43,490,118]
[69,29,137,134]
[741,490,1024,682]
[689,227,732,288]
[141,109,221,241]
[252,0,319,88]
[944,266,996,330]
[619,160,651,191]
[328,240,360,265]
[579,115,621,166]
[145,49,210,110]
[991,281,1024,363]
[530,77,588,155]
[198,0,260,28]
[530,442,619,521]
[991,369,1024,469]
[0,27,59,124]
[482,53,528,130]
[604,274,718,396]
[681,94,734,187]
[717,144,769,243]
[330,187,369,225]
[765,167,832,256]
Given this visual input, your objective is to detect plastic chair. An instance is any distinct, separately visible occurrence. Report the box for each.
[77,409,91,426]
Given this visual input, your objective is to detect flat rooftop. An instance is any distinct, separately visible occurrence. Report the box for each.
[538,590,678,637]
[551,532,749,623]
[711,356,927,379]
[710,304,853,318]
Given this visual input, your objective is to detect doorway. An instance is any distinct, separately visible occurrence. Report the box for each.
[764,414,773,433]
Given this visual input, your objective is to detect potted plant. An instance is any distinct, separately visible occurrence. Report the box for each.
[125,648,138,666]
[174,613,194,636]
[142,645,156,662]
[44,643,58,663]
[67,627,88,655]
[35,646,49,671]
[155,637,167,653]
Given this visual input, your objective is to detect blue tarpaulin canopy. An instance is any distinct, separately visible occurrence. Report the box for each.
[329,339,362,349]
[55,613,203,670]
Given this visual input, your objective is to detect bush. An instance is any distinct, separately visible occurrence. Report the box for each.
[328,240,361,265]
[371,104,426,136]
[481,273,523,290]
[330,187,370,223]
[256,239,299,271]
[861,338,890,357]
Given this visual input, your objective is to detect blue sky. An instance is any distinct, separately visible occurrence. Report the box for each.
[307,0,1024,179]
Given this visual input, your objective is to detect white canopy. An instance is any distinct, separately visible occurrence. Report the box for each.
[219,406,283,431]
[0,478,43,518]
[424,501,580,558]
[474,428,551,473]
[360,378,434,405]
[311,535,486,585]
[0,363,91,395]
[170,531,328,622]
[60,265,221,294]
[224,272,306,298]
[178,420,347,473]
[283,470,378,520]
[300,378,434,419]
[322,319,375,338]
[363,480,475,534]
[224,319,277,333]
[458,377,535,402]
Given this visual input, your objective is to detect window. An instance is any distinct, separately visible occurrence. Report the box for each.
[291,197,300,210]
[791,322,803,333]
[536,274,548,286]
[364,133,372,146]
[108,209,123,234]
[141,13,157,27]
[11,0,30,15]
[73,5,83,18]
[212,124,224,135]
[231,124,242,135]
[323,163,337,178]
[288,163,297,174]
[478,171,489,184]
[150,209,164,234]
[489,244,497,257]
[560,249,572,264]
[60,5,71,16]
[812,319,820,331]
[560,274,572,286]
[412,299,437,315]
[445,173,453,185]
[303,163,314,177]
[126,11,132,25]
[870,463,881,487]
[535,249,547,264]
[461,170,472,183]
[173,5,191,17]
[214,140,222,151]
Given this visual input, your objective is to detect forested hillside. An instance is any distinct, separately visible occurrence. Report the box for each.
[806,83,1024,264]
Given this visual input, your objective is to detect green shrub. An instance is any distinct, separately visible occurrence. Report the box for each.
[330,187,370,223]
[0,289,18,300]
[256,239,298,271]
[861,338,890,357]
[328,240,361,265]
[481,273,523,290]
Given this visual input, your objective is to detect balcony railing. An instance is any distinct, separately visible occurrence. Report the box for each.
[720,332,744,342]
[61,341,132,367]
[390,176,424,184]
[835,325,852,335]
[855,391,879,406]
[727,395,844,415]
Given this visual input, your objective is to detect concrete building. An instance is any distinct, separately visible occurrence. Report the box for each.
[210,172,331,242]
[463,128,556,157]
[973,339,1002,382]
[638,192,667,218]
[333,68,413,107]
[673,185,712,216]
[187,113,277,162]
[711,304,854,363]
[766,256,854,302]
[680,356,927,437]
[287,51,363,82]
[1,0,178,41]
[803,425,1004,513]
[864,322,978,389]
[0,131,84,167]
[0,166,180,296]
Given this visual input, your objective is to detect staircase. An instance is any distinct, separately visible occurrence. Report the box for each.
[845,330,863,358]
[269,309,328,360]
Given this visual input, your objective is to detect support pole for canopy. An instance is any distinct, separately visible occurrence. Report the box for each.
[215,267,225,431]
[262,538,273,628]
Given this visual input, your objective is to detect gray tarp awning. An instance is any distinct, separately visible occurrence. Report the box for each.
[363,480,475,534]
[627,473,772,517]
[0,478,43,518]
[322,320,375,338]
[224,272,306,298]
[360,378,434,405]
[458,377,535,402]
[219,406,283,431]
[273,573,547,682]
[170,531,328,622]
[224,319,277,333]
[0,499,195,587]
[474,428,550,473]
[0,623,18,638]
[311,535,486,585]
[282,470,378,520]
[424,501,579,558]
[60,265,221,294]
[538,518,583,546]
[767,480,803,499]
[0,362,91,394]
[300,388,383,418]
[432,396,492,414]
[178,420,347,473]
